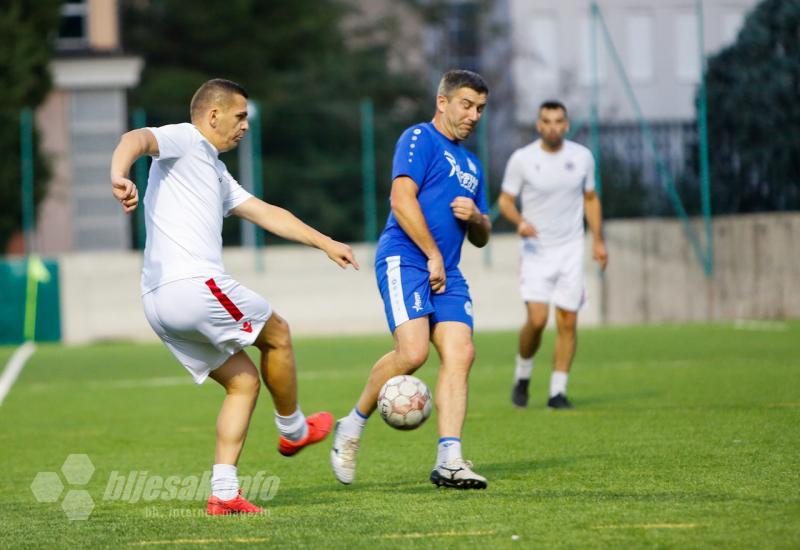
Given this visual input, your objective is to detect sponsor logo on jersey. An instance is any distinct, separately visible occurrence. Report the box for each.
[565,161,575,171]
[443,150,479,194]
[412,292,423,312]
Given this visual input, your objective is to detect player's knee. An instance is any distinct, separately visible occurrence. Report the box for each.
[230,372,261,398]
[256,315,292,352]
[557,313,577,333]
[399,345,429,371]
[528,313,548,332]
[446,343,475,370]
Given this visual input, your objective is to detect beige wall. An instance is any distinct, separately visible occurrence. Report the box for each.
[88,0,119,51]
[602,213,800,324]
[56,213,800,344]
[35,91,74,254]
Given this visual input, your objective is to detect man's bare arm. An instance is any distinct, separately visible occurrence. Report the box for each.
[109,129,159,213]
[232,198,359,270]
[390,176,446,293]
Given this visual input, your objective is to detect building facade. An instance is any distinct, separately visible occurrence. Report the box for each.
[481,0,759,187]
[35,0,143,254]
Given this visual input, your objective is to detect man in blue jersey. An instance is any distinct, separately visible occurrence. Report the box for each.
[331,70,492,489]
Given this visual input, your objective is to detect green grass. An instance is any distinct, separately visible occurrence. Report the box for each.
[1,323,798,548]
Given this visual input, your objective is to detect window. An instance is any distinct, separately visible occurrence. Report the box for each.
[57,0,89,50]
[675,12,700,83]
[626,13,654,83]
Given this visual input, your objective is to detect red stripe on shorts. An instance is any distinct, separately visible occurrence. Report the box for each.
[205,278,244,321]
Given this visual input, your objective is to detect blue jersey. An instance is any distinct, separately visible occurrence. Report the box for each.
[376,122,488,274]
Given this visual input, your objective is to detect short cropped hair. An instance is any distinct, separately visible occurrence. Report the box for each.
[539,100,568,117]
[437,69,489,99]
[190,79,249,121]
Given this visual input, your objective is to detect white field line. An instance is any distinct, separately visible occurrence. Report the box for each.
[592,523,704,529]
[0,341,36,406]
[733,319,790,331]
[131,537,269,546]
[378,530,496,539]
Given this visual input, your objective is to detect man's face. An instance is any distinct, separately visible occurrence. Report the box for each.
[212,93,249,152]
[439,87,488,141]
[536,107,569,148]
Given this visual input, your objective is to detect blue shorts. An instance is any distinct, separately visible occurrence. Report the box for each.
[376,255,474,333]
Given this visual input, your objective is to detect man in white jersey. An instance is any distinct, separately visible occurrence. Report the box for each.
[498,100,608,409]
[110,79,359,514]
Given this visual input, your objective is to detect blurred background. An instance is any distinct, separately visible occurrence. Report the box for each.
[2,0,798,344]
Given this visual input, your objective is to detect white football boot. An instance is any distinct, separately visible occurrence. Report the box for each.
[430,458,488,489]
[330,420,360,485]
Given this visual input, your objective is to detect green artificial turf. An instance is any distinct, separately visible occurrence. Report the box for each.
[0,322,798,548]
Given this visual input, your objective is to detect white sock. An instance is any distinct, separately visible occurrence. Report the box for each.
[437,437,462,466]
[549,371,568,397]
[275,406,308,442]
[338,407,368,439]
[515,355,533,381]
[211,464,239,501]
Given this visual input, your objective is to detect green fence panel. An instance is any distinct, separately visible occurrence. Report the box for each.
[0,258,61,344]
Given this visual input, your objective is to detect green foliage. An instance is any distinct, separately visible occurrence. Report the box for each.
[703,0,800,213]
[0,0,61,253]
[597,155,652,219]
[123,0,429,243]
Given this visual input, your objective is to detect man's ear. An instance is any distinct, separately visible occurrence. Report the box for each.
[209,108,219,129]
[436,94,448,114]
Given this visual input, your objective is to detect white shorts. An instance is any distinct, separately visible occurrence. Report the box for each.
[142,276,272,384]
[519,238,586,311]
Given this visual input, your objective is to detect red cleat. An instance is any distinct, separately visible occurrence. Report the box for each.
[206,490,263,515]
[278,411,334,457]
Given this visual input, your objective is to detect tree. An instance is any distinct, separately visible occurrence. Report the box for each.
[703,0,800,213]
[0,1,61,253]
[122,0,429,244]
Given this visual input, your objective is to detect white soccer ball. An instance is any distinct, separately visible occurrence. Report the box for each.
[377,375,432,430]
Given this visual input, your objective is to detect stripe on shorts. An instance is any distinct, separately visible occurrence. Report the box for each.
[205,278,244,321]
[385,256,408,327]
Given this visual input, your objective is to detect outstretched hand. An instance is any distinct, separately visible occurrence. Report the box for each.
[324,239,360,270]
[112,176,139,213]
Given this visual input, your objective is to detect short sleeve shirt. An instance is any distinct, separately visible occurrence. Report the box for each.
[376,122,488,274]
[501,139,595,246]
[141,123,252,293]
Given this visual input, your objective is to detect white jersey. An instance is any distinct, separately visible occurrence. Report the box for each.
[501,139,595,247]
[141,123,253,294]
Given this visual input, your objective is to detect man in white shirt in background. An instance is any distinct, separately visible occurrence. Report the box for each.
[498,100,608,410]
[110,78,359,514]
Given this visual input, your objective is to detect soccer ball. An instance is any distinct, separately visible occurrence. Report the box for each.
[378,375,433,430]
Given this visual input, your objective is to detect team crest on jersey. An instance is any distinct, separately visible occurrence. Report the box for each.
[565,161,575,171]
[443,150,479,194]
